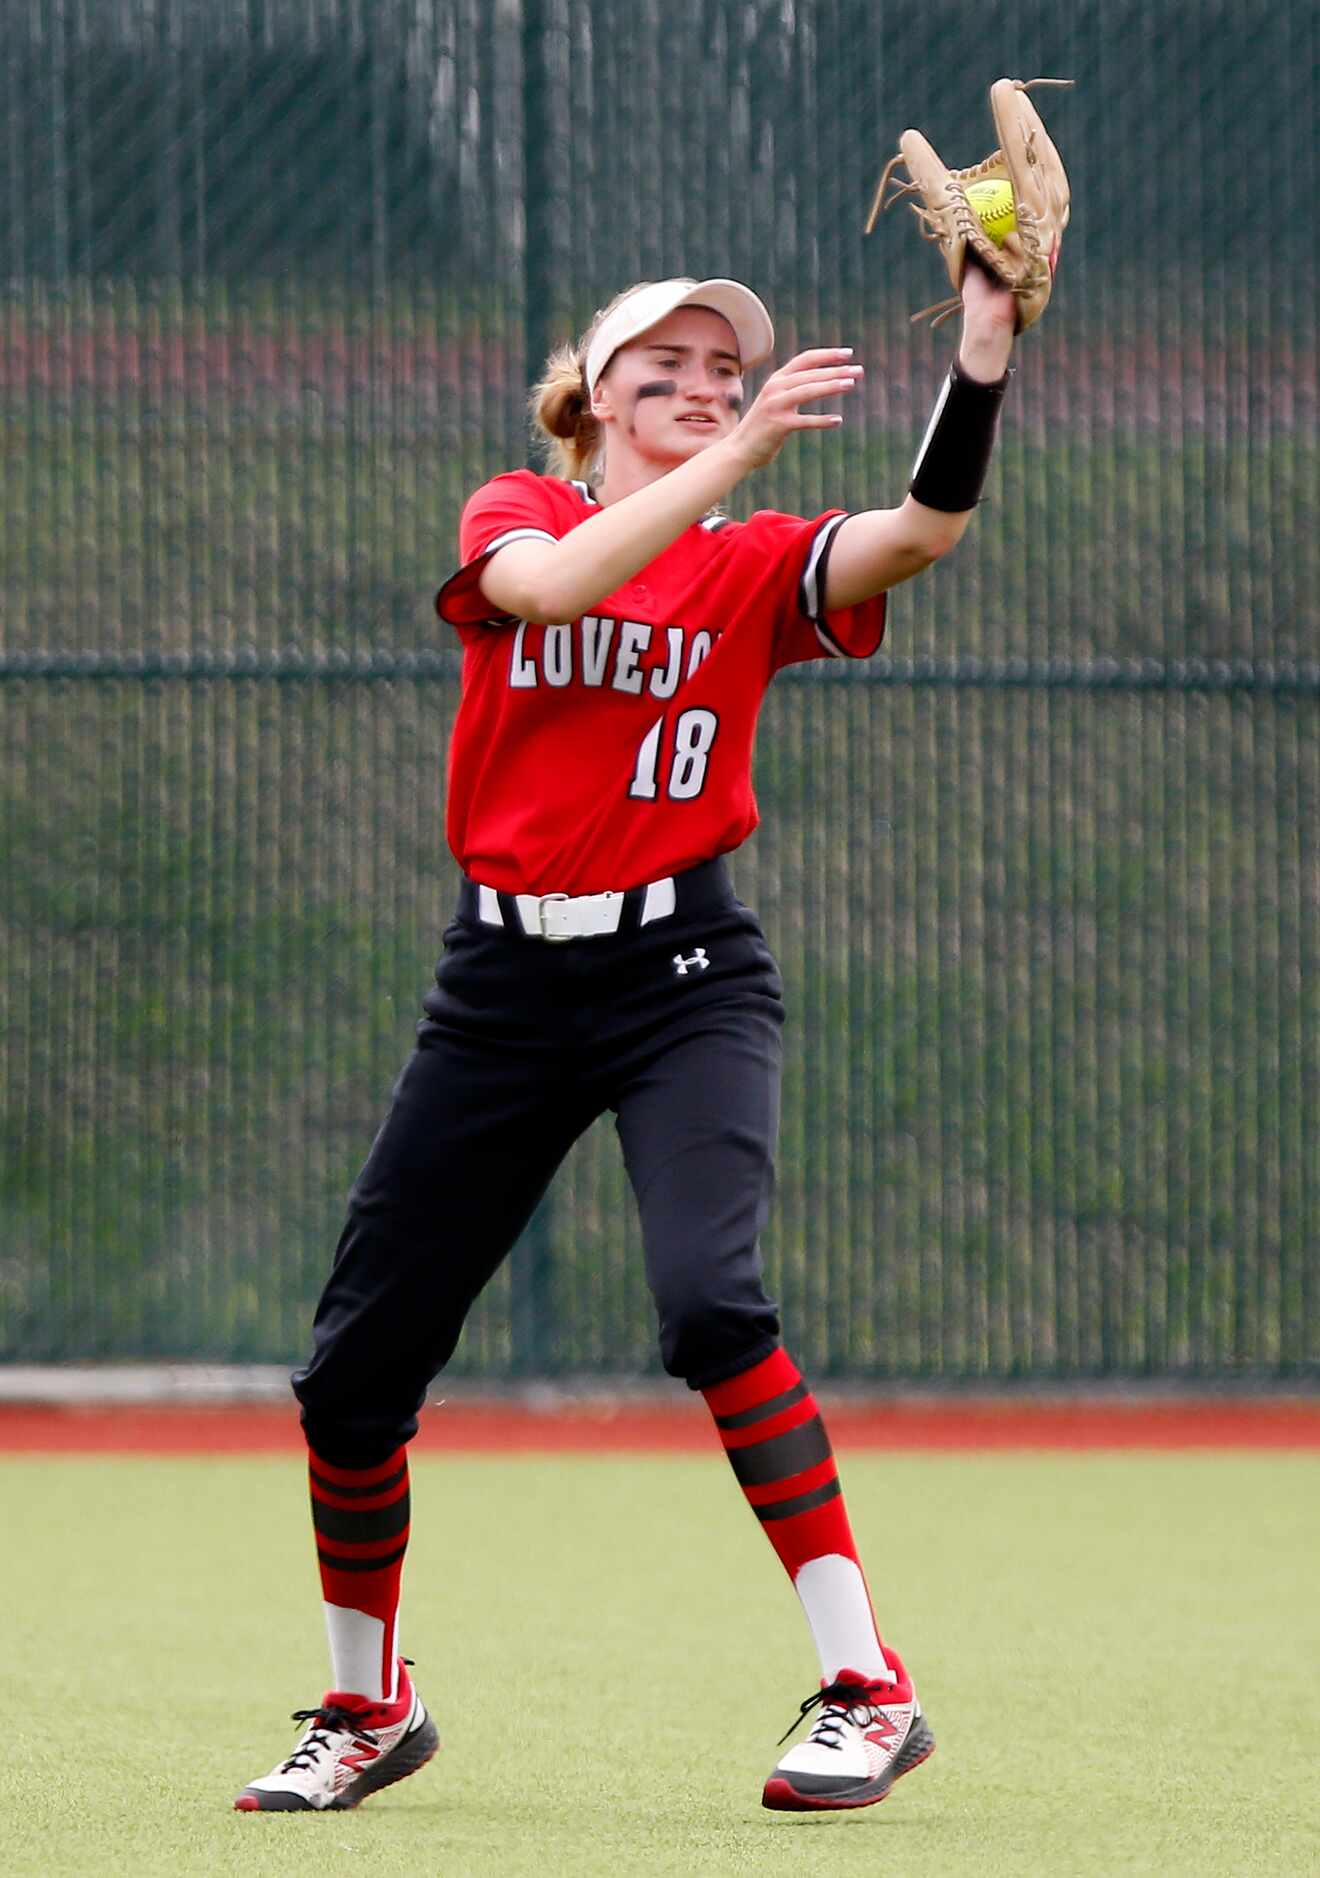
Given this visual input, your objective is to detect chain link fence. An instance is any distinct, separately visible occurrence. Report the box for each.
[2,0,1317,1377]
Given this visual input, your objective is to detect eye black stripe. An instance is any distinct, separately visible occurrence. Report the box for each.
[317,1543,409,1574]
[714,1380,809,1431]
[754,1477,842,1523]
[726,1413,833,1488]
[310,1462,408,1502]
[311,1492,412,1545]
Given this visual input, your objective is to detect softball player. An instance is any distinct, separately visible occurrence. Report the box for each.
[236,262,1017,1815]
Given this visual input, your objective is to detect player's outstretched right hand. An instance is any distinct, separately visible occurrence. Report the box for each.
[730,349,864,469]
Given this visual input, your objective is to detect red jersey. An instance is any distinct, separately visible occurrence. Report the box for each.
[434,471,886,895]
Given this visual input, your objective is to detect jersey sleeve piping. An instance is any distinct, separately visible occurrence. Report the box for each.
[435,527,557,628]
[482,525,558,555]
[797,513,850,657]
[795,511,886,661]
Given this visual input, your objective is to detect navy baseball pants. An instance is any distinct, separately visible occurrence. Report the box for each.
[294,859,785,1467]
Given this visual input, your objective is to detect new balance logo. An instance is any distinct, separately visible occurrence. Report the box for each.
[865,1714,900,1747]
[672,948,709,976]
[341,1742,382,1775]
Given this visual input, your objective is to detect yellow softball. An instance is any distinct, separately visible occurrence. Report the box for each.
[965,179,1017,247]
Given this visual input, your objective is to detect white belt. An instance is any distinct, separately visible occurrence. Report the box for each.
[476,877,677,941]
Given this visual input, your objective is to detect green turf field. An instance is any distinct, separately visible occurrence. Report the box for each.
[6,1451,1318,1877]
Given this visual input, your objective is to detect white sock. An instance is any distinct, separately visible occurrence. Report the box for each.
[322,1603,397,1702]
[793,1555,895,1683]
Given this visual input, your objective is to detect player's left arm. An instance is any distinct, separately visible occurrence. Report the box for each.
[823,265,1017,610]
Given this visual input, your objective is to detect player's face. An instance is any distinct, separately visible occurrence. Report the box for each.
[594,307,745,470]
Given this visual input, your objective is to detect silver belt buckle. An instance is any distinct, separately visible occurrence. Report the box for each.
[537,891,573,942]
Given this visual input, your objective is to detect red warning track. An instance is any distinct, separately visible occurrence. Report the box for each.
[1,1397,1319,1454]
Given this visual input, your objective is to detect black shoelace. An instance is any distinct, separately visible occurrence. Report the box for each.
[776,1679,874,1749]
[278,1659,415,1772]
[280,1705,379,1774]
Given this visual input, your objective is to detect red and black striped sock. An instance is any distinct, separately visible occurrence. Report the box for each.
[702,1347,892,1683]
[307,1445,411,1704]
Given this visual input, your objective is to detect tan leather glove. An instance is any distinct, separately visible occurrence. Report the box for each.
[867,78,1073,333]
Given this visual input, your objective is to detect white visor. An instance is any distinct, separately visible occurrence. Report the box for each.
[584,277,774,393]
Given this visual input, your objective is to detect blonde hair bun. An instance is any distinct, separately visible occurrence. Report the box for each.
[529,341,600,480]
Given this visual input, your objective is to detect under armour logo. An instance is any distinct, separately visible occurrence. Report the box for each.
[672,948,709,976]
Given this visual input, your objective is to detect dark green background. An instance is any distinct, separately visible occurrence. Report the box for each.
[2,0,1317,1376]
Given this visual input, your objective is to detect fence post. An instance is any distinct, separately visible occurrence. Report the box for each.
[520,0,573,467]
[503,0,576,1371]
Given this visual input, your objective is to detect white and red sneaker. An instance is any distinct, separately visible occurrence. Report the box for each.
[234,1658,438,1812]
[761,1656,935,1812]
